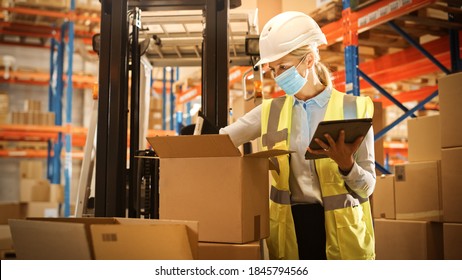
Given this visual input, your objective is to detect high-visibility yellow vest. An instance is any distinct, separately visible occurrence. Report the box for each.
[261,89,375,260]
[261,95,299,260]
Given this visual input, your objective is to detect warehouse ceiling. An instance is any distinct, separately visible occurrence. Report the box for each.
[138,10,256,67]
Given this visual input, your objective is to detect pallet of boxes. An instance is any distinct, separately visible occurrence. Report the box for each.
[438,72,462,260]
[11,99,55,128]
[372,72,462,260]
[148,134,283,260]
[0,159,63,259]
[18,160,63,217]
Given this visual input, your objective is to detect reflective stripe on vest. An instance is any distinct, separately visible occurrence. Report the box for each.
[323,192,368,211]
[261,95,298,260]
[270,185,291,205]
[262,97,288,149]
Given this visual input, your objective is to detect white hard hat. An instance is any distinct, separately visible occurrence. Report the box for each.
[255,11,327,66]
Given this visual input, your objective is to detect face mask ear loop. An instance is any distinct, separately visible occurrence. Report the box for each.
[297,55,309,80]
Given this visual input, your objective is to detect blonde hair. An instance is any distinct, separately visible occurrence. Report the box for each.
[289,45,332,88]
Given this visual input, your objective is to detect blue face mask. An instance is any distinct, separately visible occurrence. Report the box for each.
[274,60,308,96]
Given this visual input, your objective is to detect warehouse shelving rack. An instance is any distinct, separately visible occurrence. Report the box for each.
[318,0,461,173]
[0,0,101,215]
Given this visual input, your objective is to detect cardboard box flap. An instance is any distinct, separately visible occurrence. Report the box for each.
[245,149,293,158]
[90,224,193,260]
[9,219,92,260]
[113,218,199,259]
[147,134,241,158]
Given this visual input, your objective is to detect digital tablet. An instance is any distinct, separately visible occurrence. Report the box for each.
[304,118,373,160]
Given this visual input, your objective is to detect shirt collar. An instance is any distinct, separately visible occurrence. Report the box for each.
[293,86,332,108]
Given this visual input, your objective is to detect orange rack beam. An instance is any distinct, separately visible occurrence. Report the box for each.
[321,0,436,45]
[0,7,100,24]
[0,70,97,89]
[332,32,462,91]
[0,124,87,147]
[0,149,83,159]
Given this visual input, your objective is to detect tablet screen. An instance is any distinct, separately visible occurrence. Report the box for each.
[305,118,372,160]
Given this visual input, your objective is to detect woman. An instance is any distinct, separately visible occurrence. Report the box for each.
[220,11,376,260]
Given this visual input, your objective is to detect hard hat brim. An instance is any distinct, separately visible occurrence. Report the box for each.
[254,49,294,67]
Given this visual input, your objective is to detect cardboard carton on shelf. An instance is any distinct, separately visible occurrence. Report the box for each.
[19,179,50,203]
[19,160,44,180]
[24,202,60,218]
[148,134,290,243]
[9,218,198,260]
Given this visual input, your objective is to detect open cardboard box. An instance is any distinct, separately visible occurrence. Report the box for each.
[147,134,290,243]
[9,217,198,260]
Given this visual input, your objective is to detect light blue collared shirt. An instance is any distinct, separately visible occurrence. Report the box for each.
[289,87,331,203]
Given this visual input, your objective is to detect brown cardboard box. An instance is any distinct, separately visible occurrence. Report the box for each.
[9,218,198,260]
[25,202,60,218]
[443,223,462,260]
[0,225,13,250]
[198,241,261,260]
[407,115,441,162]
[438,72,462,148]
[442,147,462,222]
[0,203,26,224]
[49,184,64,203]
[0,92,9,114]
[19,160,43,180]
[0,113,7,124]
[147,135,286,243]
[150,97,162,110]
[372,175,395,219]
[19,179,50,202]
[394,161,442,221]
[114,218,199,259]
[374,219,443,260]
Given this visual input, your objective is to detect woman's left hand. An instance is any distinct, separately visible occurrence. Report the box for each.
[306,130,364,174]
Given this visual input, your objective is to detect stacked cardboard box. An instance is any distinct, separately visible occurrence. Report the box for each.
[0,91,8,124]
[374,219,443,260]
[373,114,444,259]
[11,99,55,126]
[375,73,462,259]
[438,72,462,259]
[148,135,279,259]
[148,96,163,130]
[0,225,15,260]
[19,160,61,217]
[0,203,26,225]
